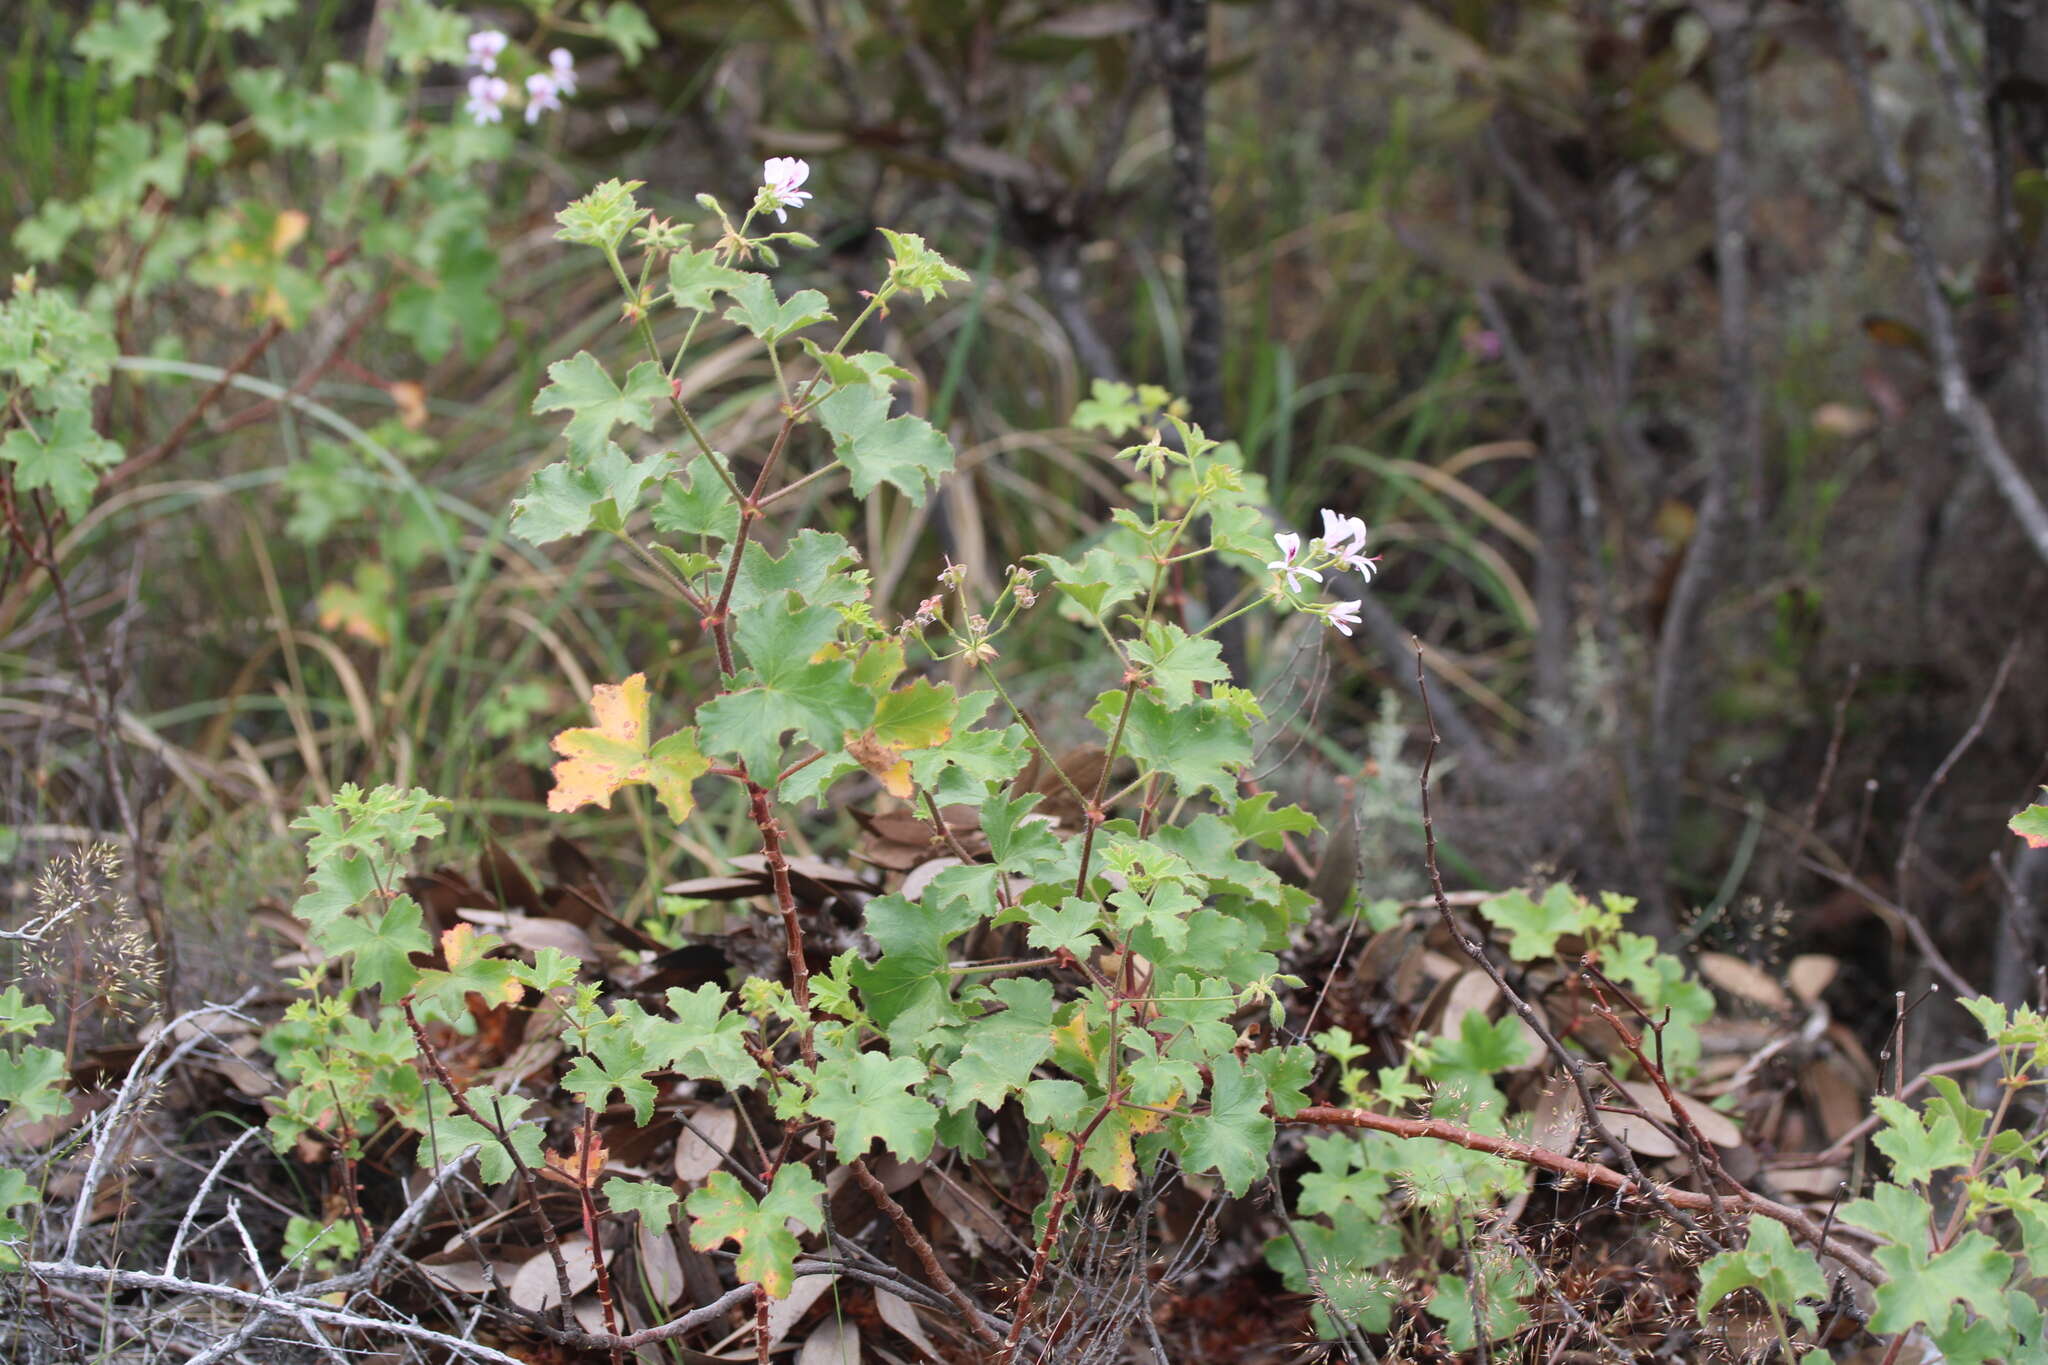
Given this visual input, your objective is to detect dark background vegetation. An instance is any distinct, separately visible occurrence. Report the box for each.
[7,0,2048,1067]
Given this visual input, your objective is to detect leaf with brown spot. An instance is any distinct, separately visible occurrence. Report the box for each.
[547,674,709,823]
[845,680,956,799]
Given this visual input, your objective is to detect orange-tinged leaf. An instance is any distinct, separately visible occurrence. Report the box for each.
[2012,792,2048,849]
[543,1131,611,1189]
[842,680,957,800]
[548,674,710,823]
[439,923,521,1005]
[685,1167,824,1299]
[846,732,913,799]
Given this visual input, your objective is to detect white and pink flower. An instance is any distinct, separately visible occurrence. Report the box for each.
[467,29,508,71]
[465,74,509,124]
[549,47,577,95]
[1318,507,1380,580]
[525,72,561,123]
[1266,532,1322,594]
[760,157,813,222]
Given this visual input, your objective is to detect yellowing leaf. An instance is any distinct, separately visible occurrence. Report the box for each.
[548,674,710,823]
[844,680,956,800]
[439,923,522,1006]
[272,208,310,253]
[1042,1102,1168,1191]
[846,731,913,798]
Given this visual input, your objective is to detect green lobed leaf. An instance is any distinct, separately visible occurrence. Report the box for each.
[1031,547,1146,622]
[1020,892,1103,957]
[75,2,170,85]
[724,530,866,614]
[811,1051,938,1161]
[0,989,55,1039]
[1171,1057,1275,1196]
[0,1045,68,1124]
[410,1086,547,1186]
[0,408,123,522]
[667,248,749,312]
[533,353,668,458]
[313,894,431,1000]
[1870,1095,1975,1186]
[697,598,872,780]
[813,386,954,506]
[1696,1217,1829,1331]
[0,1166,35,1245]
[1476,884,1584,962]
[801,341,912,396]
[1086,688,1251,802]
[639,985,763,1091]
[1129,622,1229,709]
[512,446,671,546]
[723,274,832,343]
[603,1177,680,1234]
[651,455,741,542]
[585,1,657,65]
[1226,792,1321,849]
[1430,1255,1535,1352]
[1869,1232,2014,1337]
[1416,1010,1531,1084]
[878,228,969,302]
[562,1018,660,1126]
[946,978,1059,1113]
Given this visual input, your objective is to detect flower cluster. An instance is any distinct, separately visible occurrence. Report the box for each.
[465,28,577,127]
[1267,508,1380,636]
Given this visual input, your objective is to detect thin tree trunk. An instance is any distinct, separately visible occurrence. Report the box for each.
[1831,0,2048,564]
[1641,5,1759,942]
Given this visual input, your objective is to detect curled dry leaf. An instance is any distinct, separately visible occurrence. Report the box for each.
[1786,954,1839,1006]
[1696,953,1792,1014]
[1526,1080,1584,1155]
[799,1316,861,1365]
[510,1235,603,1312]
[899,857,959,903]
[923,1173,1009,1258]
[873,1287,937,1360]
[499,915,596,962]
[866,1154,924,1194]
[1617,1080,1744,1149]
[1765,1164,1850,1199]
[675,1103,739,1183]
[1597,1093,1681,1159]
[418,1250,514,1295]
[765,1274,840,1347]
[571,1293,609,1334]
[636,1218,686,1307]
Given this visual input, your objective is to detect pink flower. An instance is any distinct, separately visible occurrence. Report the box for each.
[467,29,509,71]
[1326,600,1362,637]
[1462,328,1502,362]
[760,157,813,222]
[1266,532,1322,593]
[1319,508,1364,554]
[1318,507,1378,578]
[465,74,509,124]
[524,72,561,123]
[549,47,577,96]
